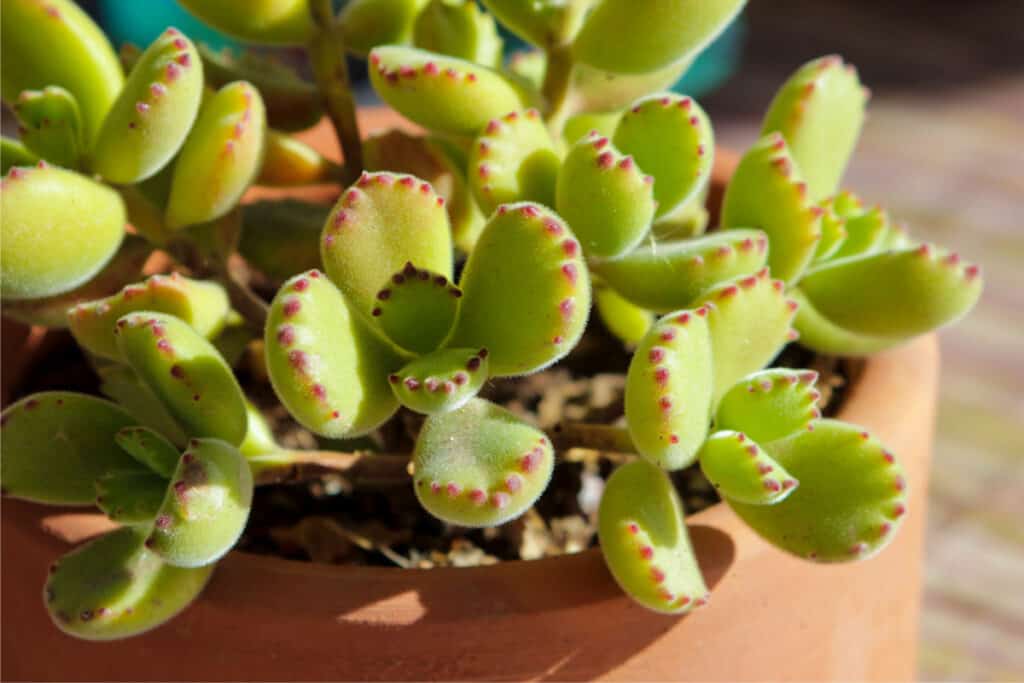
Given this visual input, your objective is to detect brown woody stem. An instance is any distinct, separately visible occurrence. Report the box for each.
[253,422,636,486]
[308,0,363,184]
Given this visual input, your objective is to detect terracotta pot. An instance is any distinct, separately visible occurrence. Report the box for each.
[1,112,935,681]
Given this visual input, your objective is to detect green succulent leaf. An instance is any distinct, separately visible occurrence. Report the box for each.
[828,204,889,260]
[789,288,902,356]
[414,0,504,67]
[715,369,821,443]
[1,163,126,301]
[95,470,168,525]
[720,133,823,283]
[68,273,230,361]
[449,203,591,377]
[651,187,710,241]
[368,46,527,136]
[257,129,335,186]
[625,308,712,470]
[239,400,280,459]
[812,198,847,261]
[727,420,908,562]
[563,110,622,144]
[166,81,267,229]
[145,438,253,568]
[340,0,428,56]
[265,271,402,438]
[570,60,691,115]
[413,397,555,526]
[177,0,314,45]
[594,283,654,347]
[799,244,983,338]
[3,235,150,328]
[478,0,561,47]
[699,430,799,505]
[598,459,709,614]
[197,44,321,132]
[592,229,768,313]
[390,347,489,415]
[364,130,485,253]
[115,426,182,478]
[761,55,868,202]
[12,86,85,168]
[239,199,327,282]
[116,312,248,446]
[0,392,143,505]
[1,136,40,173]
[696,269,798,405]
[555,132,656,259]
[98,365,189,446]
[573,0,746,74]
[93,29,203,184]
[613,93,714,218]
[371,262,461,354]
[2,0,124,145]
[44,527,214,641]
[469,109,560,215]
[321,171,453,317]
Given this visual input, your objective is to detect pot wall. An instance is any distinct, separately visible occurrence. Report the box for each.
[1,335,937,681]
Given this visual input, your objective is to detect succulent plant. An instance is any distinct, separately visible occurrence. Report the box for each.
[1,0,981,640]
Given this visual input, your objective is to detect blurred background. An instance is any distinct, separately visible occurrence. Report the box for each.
[13,1,1024,678]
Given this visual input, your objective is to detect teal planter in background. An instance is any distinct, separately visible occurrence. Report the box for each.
[96,0,238,50]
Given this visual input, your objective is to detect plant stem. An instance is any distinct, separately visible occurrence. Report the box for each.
[307,0,363,185]
[252,422,636,486]
[541,43,574,136]
[217,263,268,329]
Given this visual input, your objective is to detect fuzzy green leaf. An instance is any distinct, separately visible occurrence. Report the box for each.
[594,283,653,347]
[368,46,527,135]
[390,348,489,415]
[812,198,847,261]
[1,0,124,145]
[197,44,321,132]
[364,129,485,253]
[166,81,267,229]
[592,229,768,313]
[696,269,798,404]
[555,132,656,259]
[570,60,691,115]
[0,392,143,505]
[177,0,314,45]
[598,459,708,614]
[625,308,712,470]
[414,0,503,67]
[116,312,248,446]
[477,0,560,47]
[95,470,168,525]
[1,164,125,301]
[257,130,335,186]
[613,93,714,218]
[45,527,214,641]
[449,203,591,376]
[1,136,40,173]
[371,262,461,354]
[115,426,181,478]
[761,55,867,202]
[727,420,909,562]
[789,288,903,356]
[413,398,555,526]
[321,171,453,316]
[93,29,203,184]
[98,365,189,446]
[799,244,982,338]
[12,86,84,168]
[340,0,428,56]
[699,430,798,505]
[721,133,823,283]
[470,109,560,215]
[265,271,403,438]
[828,204,889,260]
[715,369,821,443]
[145,438,253,568]
[69,273,230,361]
[573,0,746,74]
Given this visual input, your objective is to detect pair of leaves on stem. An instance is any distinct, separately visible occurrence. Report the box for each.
[264,171,591,439]
[1,391,253,640]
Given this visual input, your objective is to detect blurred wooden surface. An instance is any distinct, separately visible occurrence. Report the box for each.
[707,3,1023,680]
